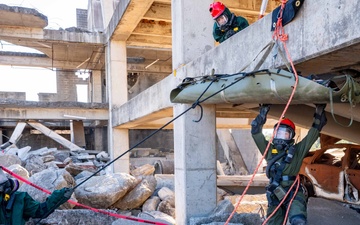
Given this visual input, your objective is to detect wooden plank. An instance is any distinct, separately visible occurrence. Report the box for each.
[217,175,269,187]
[154,174,269,187]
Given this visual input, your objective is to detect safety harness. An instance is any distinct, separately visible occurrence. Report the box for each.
[265,145,298,205]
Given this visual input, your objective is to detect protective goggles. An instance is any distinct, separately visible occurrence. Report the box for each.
[274,126,293,141]
[215,14,228,27]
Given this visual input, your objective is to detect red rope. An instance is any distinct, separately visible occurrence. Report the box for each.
[225,0,302,224]
[282,175,300,225]
[261,175,300,225]
[1,166,167,225]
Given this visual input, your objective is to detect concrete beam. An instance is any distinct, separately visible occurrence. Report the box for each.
[0,54,96,70]
[0,4,48,28]
[0,26,104,44]
[0,100,108,120]
[112,75,175,127]
[126,34,172,49]
[220,0,279,12]
[27,121,83,150]
[127,63,172,73]
[0,27,105,70]
[264,104,360,145]
[9,122,26,144]
[107,0,154,41]
[143,3,171,22]
[116,108,173,129]
[132,20,172,37]
[0,108,108,121]
[0,54,171,72]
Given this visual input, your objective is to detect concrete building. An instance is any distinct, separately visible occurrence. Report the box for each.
[0,0,359,224]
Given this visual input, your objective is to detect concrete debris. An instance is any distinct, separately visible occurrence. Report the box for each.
[137,211,176,225]
[224,194,267,216]
[112,176,157,210]
[142,196,161,212]
[64,26,92,33]
[1,148,265,224]
[189,213,261,225]
[28,209,118,225]
[131,163,156,177]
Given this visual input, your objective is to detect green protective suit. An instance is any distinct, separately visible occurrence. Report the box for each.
[0,189,69,225]
[252,127,320,225]
[212,8,249,43]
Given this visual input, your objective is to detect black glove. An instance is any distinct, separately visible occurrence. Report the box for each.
[48,187,73,206]
[312,104,327,131]
[315,104,326,115]
[251,104,271,134]
[224,29,236,39]
[62,187,74,200]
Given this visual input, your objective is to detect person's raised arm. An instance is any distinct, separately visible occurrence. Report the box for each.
[251,104,271,135]
[312,104,327,131]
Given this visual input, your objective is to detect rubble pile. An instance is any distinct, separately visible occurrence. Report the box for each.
[0,146,264,225]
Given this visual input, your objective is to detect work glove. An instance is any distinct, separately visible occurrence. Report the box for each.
[312,104,327,131]
[47,187,73,208]
[224,29,236,40]
[251,104,271,134]
[62,187,74,200]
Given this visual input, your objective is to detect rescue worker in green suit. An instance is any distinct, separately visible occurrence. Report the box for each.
[0,167,73,225]
[209,2,249,43]
[251,104,327,225]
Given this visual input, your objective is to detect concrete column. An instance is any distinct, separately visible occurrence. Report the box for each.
[94,126,106,151]
[70,120,86,148]
[105,40,130,173]
[100,0,115,29]
[172,0,215,224]
[88,0,104,32]
[91,70,102,103]
[174,105,217,224]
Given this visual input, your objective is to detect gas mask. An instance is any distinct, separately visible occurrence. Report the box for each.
[216,13,235,32]
[216,14,228,27]
[0,169,19,200]
[273,125,294,151]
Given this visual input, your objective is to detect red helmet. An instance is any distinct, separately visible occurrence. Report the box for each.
[209,2,226,19]
[273,118,296,146]
[274,118,295,140]
[279,118,295,131]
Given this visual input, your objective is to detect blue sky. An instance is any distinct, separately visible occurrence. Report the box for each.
[0,0,88,101]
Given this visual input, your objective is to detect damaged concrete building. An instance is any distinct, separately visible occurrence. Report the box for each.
[0,0,360,224]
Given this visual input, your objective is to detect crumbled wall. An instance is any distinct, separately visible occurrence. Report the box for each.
[0,92,26,100]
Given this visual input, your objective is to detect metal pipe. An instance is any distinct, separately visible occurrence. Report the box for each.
[259,0,269,19]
